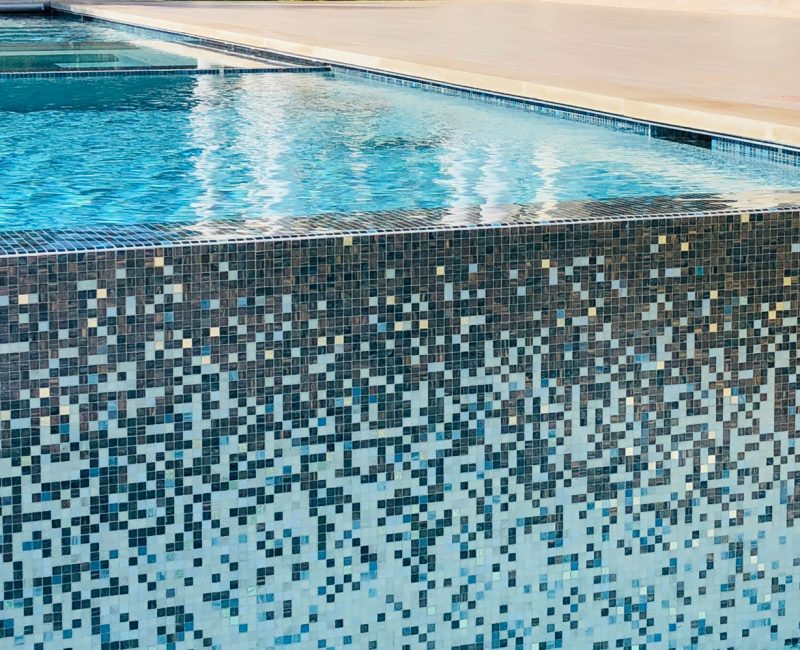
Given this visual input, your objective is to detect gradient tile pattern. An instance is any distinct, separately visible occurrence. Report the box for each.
[2,212,800,649]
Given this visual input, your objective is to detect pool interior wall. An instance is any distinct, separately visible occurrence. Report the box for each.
[2,212,800,648]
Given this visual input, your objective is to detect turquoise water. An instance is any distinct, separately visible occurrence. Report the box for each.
[1,72,799,231]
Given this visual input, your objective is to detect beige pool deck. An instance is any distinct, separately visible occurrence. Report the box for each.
[50,0,800,147]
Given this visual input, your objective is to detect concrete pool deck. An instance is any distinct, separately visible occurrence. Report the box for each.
[50,0,800,148]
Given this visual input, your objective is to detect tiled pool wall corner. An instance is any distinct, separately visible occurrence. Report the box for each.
[2,214,800,648]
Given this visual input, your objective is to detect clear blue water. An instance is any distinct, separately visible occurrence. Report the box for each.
[1,71,799,231]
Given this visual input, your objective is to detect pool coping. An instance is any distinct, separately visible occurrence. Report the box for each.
[50,6,331,68]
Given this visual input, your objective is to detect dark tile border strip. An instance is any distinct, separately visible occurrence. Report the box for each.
[710,138,800,166]
[0,6,46,14]
[334,66,647,137]
[0,65,329,79]
[2,195,800,257]
[49,6,800,167]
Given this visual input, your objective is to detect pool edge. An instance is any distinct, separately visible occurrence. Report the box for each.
[2,203,799,259]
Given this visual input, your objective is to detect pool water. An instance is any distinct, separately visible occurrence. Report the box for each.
[1,72,799,231]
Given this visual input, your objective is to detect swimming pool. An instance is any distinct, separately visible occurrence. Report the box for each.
[3,10,800,650]
[2,71,800,232]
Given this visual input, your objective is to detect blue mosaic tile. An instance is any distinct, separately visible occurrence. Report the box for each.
[0,192,798,257]
[2,211,800,648]
[711,138,800,167]
[1,11,800,649]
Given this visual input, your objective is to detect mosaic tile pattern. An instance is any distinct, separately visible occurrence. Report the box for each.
[2,212,800,649]
[1,191,799,256]
[711,139,800,167]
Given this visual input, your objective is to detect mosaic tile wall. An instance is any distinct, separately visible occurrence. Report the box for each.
[2,212,800,650]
